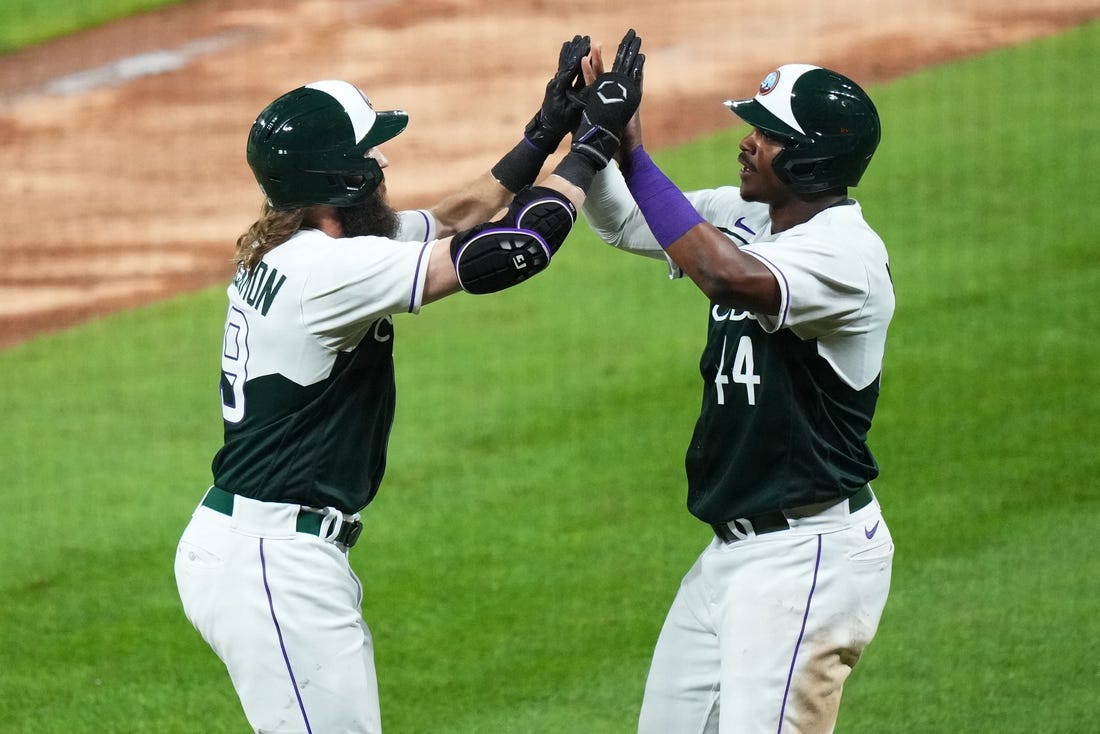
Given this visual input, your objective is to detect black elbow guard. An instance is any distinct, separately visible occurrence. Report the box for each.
[450,186,576,294]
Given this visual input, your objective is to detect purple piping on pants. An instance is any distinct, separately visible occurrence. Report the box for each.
[260,538,314,734]
[777,535,822,733]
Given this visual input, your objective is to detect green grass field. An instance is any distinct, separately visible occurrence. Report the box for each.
[2,19,1098,734]
[0,0,186,53]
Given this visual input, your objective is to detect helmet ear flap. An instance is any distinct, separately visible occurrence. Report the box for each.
[772,150,821,193]
[773,150,858,194]
[329,157,385,200]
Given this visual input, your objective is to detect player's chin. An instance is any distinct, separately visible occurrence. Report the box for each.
[738,168,779,203]
[738,176,763,202]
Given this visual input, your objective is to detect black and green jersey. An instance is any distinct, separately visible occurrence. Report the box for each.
[684,201,893,523]
[211,210,436,513]
[582,168,894,524]
[686,304,882,522]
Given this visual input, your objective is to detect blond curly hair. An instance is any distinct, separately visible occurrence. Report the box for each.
[233,202,305,271]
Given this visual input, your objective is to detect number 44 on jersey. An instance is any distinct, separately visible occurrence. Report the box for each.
[714,335,760,406]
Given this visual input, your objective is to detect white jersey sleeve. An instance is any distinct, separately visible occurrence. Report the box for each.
[265,229,435,351]
[394,209,437,244]
[743,202,894,389]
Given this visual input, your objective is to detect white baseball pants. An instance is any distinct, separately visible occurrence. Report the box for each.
[175,494,381,734]
[637,494,893,734]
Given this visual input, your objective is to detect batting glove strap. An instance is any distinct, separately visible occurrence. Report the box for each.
[491,133,551,194]
[551,149,599,192]
[525,110,569,154]
[571,111,622,169]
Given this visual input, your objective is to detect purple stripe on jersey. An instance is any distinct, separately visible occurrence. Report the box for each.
[260,539,314,734]
[408,241,432,313]
[777,535,822,733]
[744,249,791,328]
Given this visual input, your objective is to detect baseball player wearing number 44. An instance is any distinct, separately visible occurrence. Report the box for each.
[173,32,644,734]
[580,46,895,733]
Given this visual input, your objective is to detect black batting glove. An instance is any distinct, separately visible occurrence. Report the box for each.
[525,34,591,154]
[550,29,645,190]
[492,34,590,193]
[567,29,645,171]
[611,27,645,84]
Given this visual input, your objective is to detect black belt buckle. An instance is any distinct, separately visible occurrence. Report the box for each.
[341,519,364,548]
[712,511,789,543]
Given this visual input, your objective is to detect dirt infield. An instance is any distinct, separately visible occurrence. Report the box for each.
[1,0,1096,348]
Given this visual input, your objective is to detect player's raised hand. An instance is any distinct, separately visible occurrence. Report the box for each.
[580,29,644,86]
[570,29,645,169]
[610,27,645,83]
[492,34,592,193]
[525,34,591,154]
[581,42,602,86]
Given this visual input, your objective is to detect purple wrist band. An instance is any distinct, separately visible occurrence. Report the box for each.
[625,147,704,249]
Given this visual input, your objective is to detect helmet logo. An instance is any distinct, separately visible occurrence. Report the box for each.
[759,70,780,96]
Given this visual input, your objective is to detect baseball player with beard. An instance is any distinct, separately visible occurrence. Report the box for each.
[580,46,895,733]
[173,33,644,734]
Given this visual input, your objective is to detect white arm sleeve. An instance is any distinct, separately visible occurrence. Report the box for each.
[581,163,683,278]
[582,165,767,281]
[745,234,868,338]
[744,207,886,339]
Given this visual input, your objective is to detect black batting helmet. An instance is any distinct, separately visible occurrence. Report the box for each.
[725,64,881,194]
[246,80,408,210]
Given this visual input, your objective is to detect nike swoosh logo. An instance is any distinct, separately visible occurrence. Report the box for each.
[733,216,756,235]
[864,521,881,540]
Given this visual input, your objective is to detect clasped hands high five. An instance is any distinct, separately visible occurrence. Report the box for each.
[531,29,646,169]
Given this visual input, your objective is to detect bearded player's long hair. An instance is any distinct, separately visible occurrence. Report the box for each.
[233,187,398,271]
[233,201,304,272]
